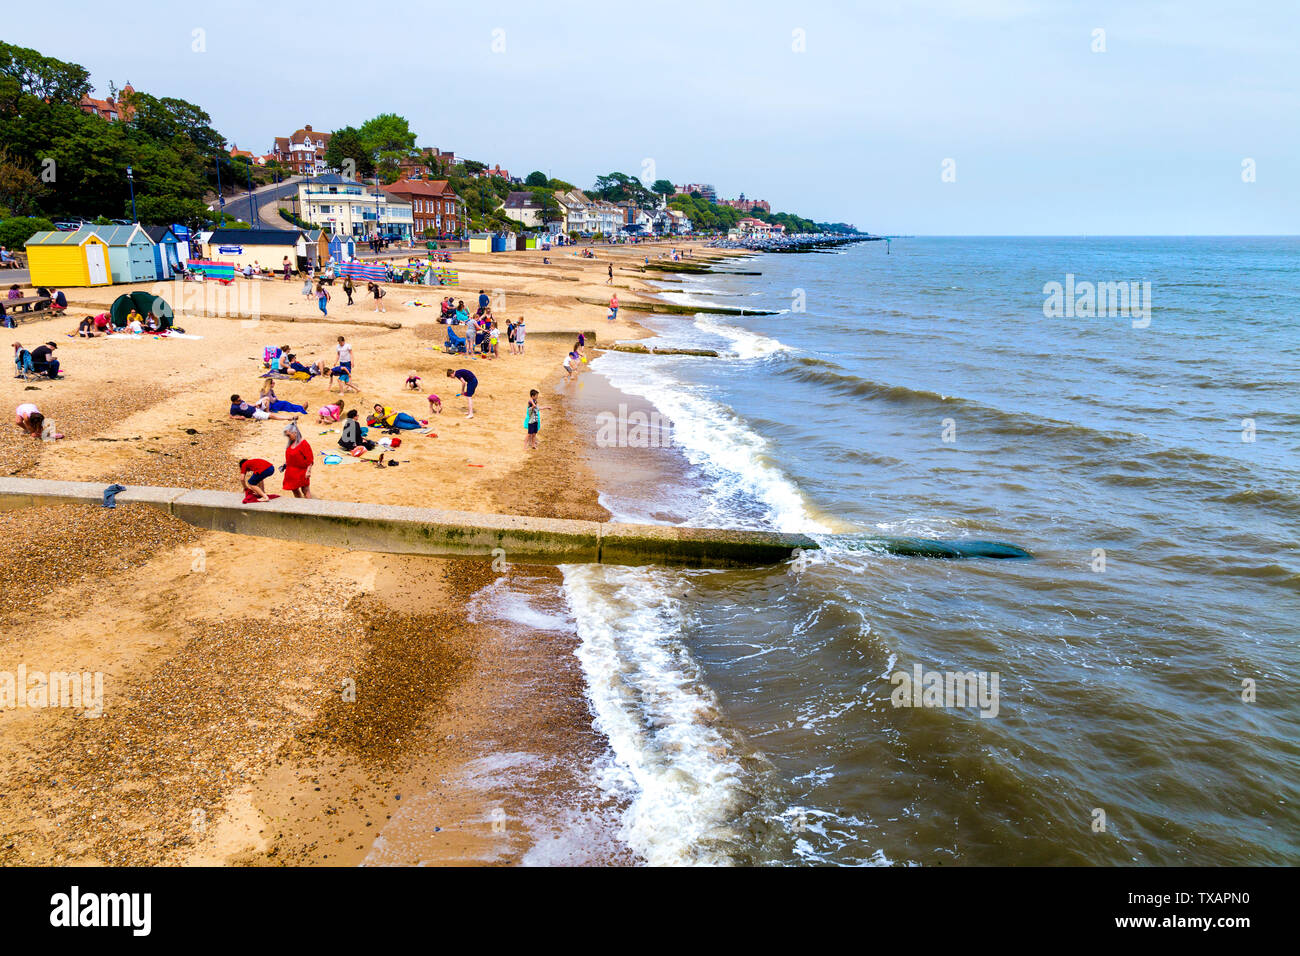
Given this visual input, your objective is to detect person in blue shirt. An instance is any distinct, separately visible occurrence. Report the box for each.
[447,367,478,418]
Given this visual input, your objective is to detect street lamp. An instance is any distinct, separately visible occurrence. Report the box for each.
[215,157,226,226]
[126,165,136,222]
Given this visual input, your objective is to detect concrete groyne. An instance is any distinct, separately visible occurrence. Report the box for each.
[0,478,814,568]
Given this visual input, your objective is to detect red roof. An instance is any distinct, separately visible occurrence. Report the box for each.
[382,178,457,198]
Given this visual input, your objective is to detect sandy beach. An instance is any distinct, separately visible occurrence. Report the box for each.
[0,240,732,866]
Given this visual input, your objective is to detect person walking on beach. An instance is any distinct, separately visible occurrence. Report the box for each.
[280,422,314,498]
[607,263,613,284]
[316,282,330,317]
[336,336,352,374]
[282,256,292,281]
[447,367,477,418]
[343,275,355,306]
[608,293,619,322]
[515,317,526,354]
[524,389,542,449]
[369,281,386,313]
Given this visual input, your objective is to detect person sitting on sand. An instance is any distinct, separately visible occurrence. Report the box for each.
[15,402,62,440]
[338,409,376,452]
[30,341,59,378]
[406,372,422,390]
[258,380,308,415]
[239,457,276,501]
[75,315,97,337]
[230,394,296,422]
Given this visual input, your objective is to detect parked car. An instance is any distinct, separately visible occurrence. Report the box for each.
[53,221,85,231]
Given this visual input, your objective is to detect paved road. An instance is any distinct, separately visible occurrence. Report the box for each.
[213,177,302,230]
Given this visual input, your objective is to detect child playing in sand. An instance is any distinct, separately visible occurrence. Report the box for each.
[562,350,579,380]
[14,403,62,440]
[406,372,422,390]
[318,399,344,423]
[333,367,360,395]
[427,394,442,415]
[524,389,541,449]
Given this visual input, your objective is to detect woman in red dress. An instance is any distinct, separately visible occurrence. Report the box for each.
[282,422,314,498]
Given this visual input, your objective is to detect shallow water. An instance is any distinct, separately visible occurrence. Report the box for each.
[565,237,1299,865]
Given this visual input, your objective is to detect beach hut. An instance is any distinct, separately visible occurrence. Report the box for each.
[24,229,113,287]
[328,234,356,262]
[144,226,182,279]
[469,233,491,254]
[80,224,160,283]
[205,228,305,274]
[304,230,331,269]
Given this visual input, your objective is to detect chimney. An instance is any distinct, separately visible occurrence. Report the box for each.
[305,124,312,132]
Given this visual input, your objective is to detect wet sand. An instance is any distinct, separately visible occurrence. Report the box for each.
[0,241,741,865]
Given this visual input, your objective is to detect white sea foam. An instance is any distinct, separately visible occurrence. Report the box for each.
[592,355,831,533]
[693,313,791,359]
[560,564,746,866]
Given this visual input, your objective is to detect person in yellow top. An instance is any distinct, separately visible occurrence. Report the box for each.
[369,404,396,428]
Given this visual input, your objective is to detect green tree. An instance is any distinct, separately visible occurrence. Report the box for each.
[134,194,212,227]
[324,126,373,179]
[0,215,55,249]
[0,41,91,103]
[525,170,548,187]
[358,113,416,155]
[652,179,675,196]
[0,148,47,215]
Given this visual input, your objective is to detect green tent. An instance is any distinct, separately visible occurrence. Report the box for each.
[109,291,173,329]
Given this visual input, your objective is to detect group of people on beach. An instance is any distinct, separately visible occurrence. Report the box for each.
[441,290,528,359]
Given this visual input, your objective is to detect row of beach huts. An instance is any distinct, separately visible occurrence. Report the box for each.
[24,225,360,287]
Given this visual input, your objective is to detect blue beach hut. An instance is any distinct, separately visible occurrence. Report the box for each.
[144,226,182,279]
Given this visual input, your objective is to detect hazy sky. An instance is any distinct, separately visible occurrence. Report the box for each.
[10,0,1297,234]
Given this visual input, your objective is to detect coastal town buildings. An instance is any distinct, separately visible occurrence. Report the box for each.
[295,174,414,238]
[554,189,595,234]
[382,178,465,236]
[720,194,770,214]
[730,217,785,239]
[502,191,546,228]
[272,124,333,175]
[674,182,717,202]
[399,147,456,179]
[77,84,135,121]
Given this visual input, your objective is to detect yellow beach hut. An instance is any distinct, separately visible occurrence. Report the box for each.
[24,230,113,287]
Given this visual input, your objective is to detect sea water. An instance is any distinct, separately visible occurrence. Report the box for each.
[563,237,1299,866]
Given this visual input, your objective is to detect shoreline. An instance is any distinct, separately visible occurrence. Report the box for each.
[0,240,746,866]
